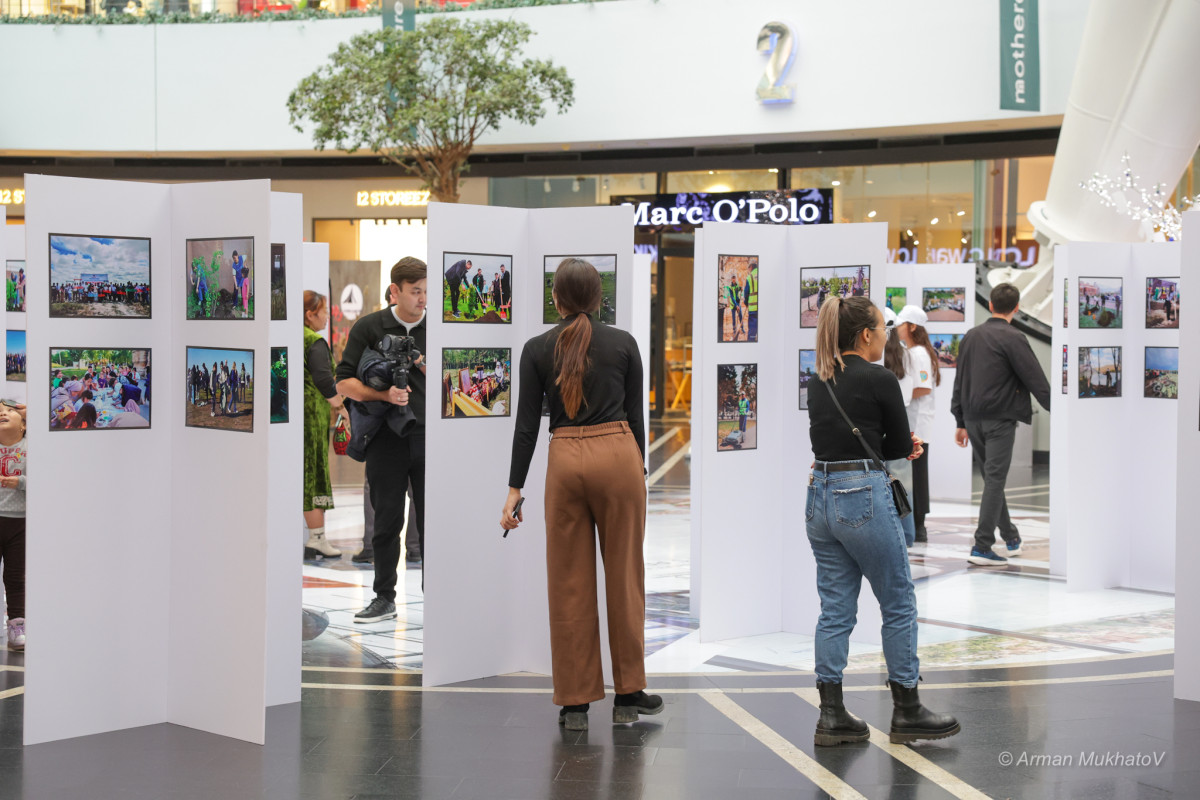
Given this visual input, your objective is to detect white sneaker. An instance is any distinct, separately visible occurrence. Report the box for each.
[7,618,25,651]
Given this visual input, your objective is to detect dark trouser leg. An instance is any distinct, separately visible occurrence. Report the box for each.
[449,280,461,315]
[0,517,26,620]
[361,477,374,556]
[966,419,1017,552]
[404,480,421,558]
[364,428,410,603]
[911,443,930,533]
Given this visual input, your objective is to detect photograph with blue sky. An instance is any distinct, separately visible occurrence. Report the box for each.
[185,346,255,432]
[49,235,151,318]
[6,330,25,383]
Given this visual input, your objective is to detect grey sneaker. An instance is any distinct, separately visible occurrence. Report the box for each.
[354,597,396,624]
[7,618,24,651]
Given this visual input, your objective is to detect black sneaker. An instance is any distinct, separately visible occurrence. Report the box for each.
[405,549,422,564]
[351,550,374,564]
[613,690,664,723]
[354,597,397,624]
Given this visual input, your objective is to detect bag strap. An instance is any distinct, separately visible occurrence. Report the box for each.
[823,379,893,477]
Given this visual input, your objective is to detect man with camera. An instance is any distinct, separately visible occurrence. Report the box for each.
[336,257,428,623]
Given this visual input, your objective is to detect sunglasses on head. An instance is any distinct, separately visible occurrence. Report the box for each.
[0,400,22,409]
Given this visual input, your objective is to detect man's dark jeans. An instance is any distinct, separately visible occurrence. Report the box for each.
[365,428,425,602]
[965,418,1020,552]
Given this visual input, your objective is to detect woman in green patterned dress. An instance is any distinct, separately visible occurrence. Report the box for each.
[303,291,344,559]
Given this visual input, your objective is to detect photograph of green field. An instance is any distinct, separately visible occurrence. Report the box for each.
[543,255,617,324]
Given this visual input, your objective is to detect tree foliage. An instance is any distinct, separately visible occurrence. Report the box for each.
[287,18,574,203]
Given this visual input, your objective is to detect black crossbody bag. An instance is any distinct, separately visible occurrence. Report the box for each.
[823,381,913,519]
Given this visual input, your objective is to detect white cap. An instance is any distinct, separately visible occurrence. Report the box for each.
[895,305,928,328]
[882,307,897,327]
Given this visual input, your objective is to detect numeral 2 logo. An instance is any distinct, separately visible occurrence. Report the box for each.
[756,22,795,104]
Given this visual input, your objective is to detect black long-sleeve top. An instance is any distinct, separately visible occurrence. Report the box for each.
[509,315,646,488]
[951,317,1051,427]
[808,354,912,463]
[305,337,338,399]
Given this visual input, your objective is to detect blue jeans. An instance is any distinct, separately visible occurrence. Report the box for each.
[806,462,919,687]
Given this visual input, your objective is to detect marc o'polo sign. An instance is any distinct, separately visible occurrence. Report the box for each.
[1000,0,1040,111]
[611,189,833,228]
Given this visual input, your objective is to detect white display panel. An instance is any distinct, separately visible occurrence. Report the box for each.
[1176,209,1200,701]
[423,203,638,688]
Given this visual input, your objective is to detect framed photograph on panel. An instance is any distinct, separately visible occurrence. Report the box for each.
[921,287,966,322]
[1146,278,1179,329]
[1063,278,1068,328]
[1078,346,1122,398]
[800,266,869,328]
[49,348,151,430]
[799,349,815,410]
[1061,345,1068,394]
[441,348,511,418]
[717,363,757,451]
[544,254,616,325]
[444,252,513,323]
[928,334,962,368]
[185,346,254,432]
[270,244,287,321]
[6,261,25,313]
[717,254,759,342]
[49,234,151,319]
[270,347,288,423]
[885,287,906,313]
[1078,277,1123,329]
[6,331,25,383]
[1144,347,1178,399]
[186,237,255,320]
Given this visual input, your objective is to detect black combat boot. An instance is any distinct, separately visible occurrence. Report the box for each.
[887,681,960,743]
[814,681,869,746]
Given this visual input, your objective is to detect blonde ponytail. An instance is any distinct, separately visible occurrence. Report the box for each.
[815,297,844,382]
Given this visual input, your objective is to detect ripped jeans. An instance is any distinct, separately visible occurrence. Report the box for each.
[806,461,919,687]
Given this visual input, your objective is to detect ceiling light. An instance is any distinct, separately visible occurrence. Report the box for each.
[866,180,874,184]
[708,170,714,175]
[867,210,877,218]
[831,180,841,186]
[930,217,939,225]
[906,229,913,236]
[543,179,551,193]
[957,210,966,216]
[913,240,919,245]
[768,168,779,173]
[961,237,968,243]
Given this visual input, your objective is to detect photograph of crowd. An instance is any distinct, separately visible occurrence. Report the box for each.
[922,287,966,322]
[185,346,255,432]
[798,349,816,411]
[271,347,288,423]
[444,252,512,323]
[6,331,25,383]
[271,244,287,321]
[800,265,869,327]
[717,254,758,342]
[1144,347,1178,399]
[7,261,25,313]
[717,363,757,451]
[1063,279,1069,328]
[1078,277,1123,329]
[1146,278,1179,329]
[441,348,511,418]
[885,287,907,313]
[50,348,151,431]
[544,255,617,325]
[928,334,962,368]
[1079,346,1122,398]
[186,237,255,320]
[49,235,151,319]
[1062,345,1068,394]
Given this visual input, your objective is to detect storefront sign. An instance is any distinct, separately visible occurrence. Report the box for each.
[0,189,24,206]
[889,244,1039,266]
[1000,0,1040,111]
[356,190,431,208]
[612,189,832,228]
[382,0,416,30]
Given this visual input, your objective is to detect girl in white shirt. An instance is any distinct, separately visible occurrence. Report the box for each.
[895,306,940,542]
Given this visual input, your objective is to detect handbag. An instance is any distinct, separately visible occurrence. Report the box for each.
[332,413,349,456]
[823,381,913,519]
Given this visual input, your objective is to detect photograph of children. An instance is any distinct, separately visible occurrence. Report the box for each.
[1078,277,1123,329]
[544,255,617,325]
[444,252,513,323]
[1146,278,1179,329]
[885,287,907,313]
[185,346,254,432]
[929,334,962,368]
[270,243,287,321]
[441,348,511,418]
[186,237,254,320]
[1062,345,1068,394]
[49,348,151,431]
[921,287,967,322]
[1079,346,1122,398]
[717,254,758,342]
[6,331,25,383]
[800,266,869,328]
[270,347,288,423]
[6,261,25,313]
[1144,347,1178,399]
[798,349,816,410]
[49,235,151,319]
[717,363,757,451]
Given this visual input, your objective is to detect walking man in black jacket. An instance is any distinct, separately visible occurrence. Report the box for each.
[951,283,1051,566]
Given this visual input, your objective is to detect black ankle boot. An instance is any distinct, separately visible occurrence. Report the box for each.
[814,681,869,746]
[887,681,960,743]
[559,703,589,731]
[613,690,663,723]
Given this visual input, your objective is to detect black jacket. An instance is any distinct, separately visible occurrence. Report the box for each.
[344,347,417,462]
[951,317,1051,427]
[445,259,469,285]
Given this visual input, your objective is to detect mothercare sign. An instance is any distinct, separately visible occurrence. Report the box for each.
[1000,0,1040,112]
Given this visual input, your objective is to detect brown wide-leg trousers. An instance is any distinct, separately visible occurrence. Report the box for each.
[545,421,648,706]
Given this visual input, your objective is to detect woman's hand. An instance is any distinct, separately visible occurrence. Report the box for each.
[0,476,19,489]
[501,487,523,531]
[907,433,925,461]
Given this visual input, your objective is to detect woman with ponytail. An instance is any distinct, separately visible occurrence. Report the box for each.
[806,296,960,747]
[503,258,660,732]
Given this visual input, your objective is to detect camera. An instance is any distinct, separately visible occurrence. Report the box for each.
[369,333,422,435]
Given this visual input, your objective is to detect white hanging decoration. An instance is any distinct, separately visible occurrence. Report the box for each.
[1080,153,1200,242]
